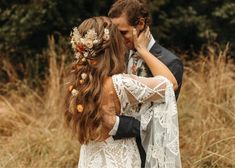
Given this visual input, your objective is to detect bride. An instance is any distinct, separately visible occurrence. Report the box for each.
[65,16,181,168]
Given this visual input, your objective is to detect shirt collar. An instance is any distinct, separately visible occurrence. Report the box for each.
[147,35,155,51]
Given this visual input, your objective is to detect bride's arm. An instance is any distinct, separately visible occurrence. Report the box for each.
[133,27,178,90]
[119,74,169,105]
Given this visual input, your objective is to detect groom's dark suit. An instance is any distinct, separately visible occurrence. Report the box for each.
[113,42,184,168]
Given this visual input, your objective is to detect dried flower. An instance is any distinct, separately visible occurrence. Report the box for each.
[71,89,79,96]
[76,44,85,52]
[75,52,81,59]
[71,27,81,42]
[81,73,87,80]
[86,28,97,39]
[93,39,99,44]
[79,79,84,84]
[104,28,109,34]
[81,58,86,62]
[77,104,84,113]
[90,60,97,65]
[103,34,110,41]
[85,39,93,48]
[83,52,88,58]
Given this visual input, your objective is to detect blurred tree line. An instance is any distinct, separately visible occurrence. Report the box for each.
[0,0,235,83]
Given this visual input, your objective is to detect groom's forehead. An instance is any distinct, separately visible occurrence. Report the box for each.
[111,13,131,26]
[111,19,131,32]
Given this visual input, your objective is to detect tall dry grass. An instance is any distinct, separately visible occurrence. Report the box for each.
[0,38,80,168]
[0,40,234,168]
[179,44,235,168]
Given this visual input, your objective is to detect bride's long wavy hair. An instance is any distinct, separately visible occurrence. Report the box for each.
[65,16,126,144]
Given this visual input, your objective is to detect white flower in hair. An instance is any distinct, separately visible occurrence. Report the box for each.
[85,28,97,39]
[80,38,85,44]
[71,41,76,50]
[85,39,93,48]
[83,52,88,58]
[93,39,99,44]
[103,34,110,41]
[81,73,87,80]
[71,89,79,96]
[104,28,109,34]
[75,52,81,59]
[103,28,110,41]
[72,27,81,42]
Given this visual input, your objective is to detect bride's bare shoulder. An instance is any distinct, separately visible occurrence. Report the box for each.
[103,76,116,96]
[102,76,121,115]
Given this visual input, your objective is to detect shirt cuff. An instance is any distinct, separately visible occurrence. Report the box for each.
[108,116,120,136]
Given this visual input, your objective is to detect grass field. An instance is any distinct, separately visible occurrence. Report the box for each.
[0,41,234,168]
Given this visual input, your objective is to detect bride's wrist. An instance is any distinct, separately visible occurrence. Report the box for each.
[136,47,148,56]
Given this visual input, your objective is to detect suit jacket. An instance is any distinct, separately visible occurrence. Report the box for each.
[113,42,184,167]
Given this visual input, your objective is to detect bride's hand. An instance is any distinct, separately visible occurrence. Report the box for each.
[133,27,151,52]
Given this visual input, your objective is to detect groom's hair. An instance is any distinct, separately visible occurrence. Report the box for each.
[108,0,151,28]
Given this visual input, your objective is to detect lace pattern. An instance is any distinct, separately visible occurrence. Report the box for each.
[78,137,141,168]
[78,74,181,168]
[112,74,181,168]
[112,74,130,114]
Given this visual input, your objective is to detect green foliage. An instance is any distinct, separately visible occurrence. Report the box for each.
[0,0,113,54]
[148,0,235,53]
[0,0,113,82]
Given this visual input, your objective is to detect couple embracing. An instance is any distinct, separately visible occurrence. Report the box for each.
[65,0,183,167]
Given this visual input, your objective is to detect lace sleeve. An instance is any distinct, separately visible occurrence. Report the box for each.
[111,74,181,167]
[120,74,171,105]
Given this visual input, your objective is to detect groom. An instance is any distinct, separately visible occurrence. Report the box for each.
[106,0,184,167]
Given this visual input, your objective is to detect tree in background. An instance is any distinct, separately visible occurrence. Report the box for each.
[148,0,235,55]
[0,0,113,83]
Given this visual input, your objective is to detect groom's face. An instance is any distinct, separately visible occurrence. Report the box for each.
[111,13,142,50]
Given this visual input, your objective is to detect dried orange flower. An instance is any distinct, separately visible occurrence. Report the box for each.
[90,60,97,65]
[77,104,84,113]
[79,79,84,84]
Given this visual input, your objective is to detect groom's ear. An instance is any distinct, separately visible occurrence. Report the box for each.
[136,17,145,33]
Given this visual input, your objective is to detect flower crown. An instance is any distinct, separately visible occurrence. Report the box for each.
[70,27,110,61]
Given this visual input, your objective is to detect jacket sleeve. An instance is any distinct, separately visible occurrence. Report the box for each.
[168,59,184,100]
[113,115,141,139]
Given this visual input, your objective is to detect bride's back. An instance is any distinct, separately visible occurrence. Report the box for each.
[97,77,121,140]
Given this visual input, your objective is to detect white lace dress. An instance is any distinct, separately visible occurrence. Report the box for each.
[78,74,181,168]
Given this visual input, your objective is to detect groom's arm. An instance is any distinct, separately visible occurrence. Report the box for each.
[109,116,141,139]
[167,59,184,100]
